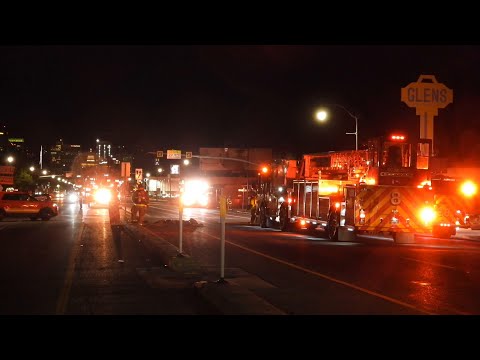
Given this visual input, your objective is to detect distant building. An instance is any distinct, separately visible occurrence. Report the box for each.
[199,147,272,176]
[0,123,13,154]
[198,147,273,208]
[0,124,36,168]
[112,145,132,164]
[96,139,112,162]
[49,139,82,174]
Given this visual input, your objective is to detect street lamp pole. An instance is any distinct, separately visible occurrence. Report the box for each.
[333,104,358,151]
[317,104,359,151]
[346,114,358,151]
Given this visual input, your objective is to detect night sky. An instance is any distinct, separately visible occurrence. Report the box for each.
[1,45,480,159]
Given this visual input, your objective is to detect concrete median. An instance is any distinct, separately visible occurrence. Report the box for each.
[121,218,286,315]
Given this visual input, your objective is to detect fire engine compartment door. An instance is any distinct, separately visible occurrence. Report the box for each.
[293,180,317,218]
[318,197,330,221]
[344,186,356,226]
[417,138,431,170]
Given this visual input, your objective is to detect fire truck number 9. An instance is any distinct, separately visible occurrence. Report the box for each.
[390,191,401,205]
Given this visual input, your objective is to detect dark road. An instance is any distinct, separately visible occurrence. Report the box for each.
[143,200,480,315]
[2,199,480,315]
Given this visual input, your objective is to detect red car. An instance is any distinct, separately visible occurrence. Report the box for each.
[0,191,59,221]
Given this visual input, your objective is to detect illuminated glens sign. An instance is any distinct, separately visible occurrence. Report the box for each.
[401,75,453,110]
[406,88,448,104]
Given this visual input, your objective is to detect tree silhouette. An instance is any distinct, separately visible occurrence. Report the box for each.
[15,169,35,192]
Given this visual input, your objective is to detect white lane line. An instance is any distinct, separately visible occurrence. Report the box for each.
[401,257,458,270]
[55,222,85,315]
[198,230,434,315]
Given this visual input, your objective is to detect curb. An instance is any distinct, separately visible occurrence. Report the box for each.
[194,281,285,315]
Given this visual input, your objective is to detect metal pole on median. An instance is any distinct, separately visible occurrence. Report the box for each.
[179,199,183,256]
[123,177,128,216]
[218,194,227,283]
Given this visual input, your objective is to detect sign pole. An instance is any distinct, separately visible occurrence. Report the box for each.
[218,194,227,283]
[242,185,245,211]
[178,199,183,256]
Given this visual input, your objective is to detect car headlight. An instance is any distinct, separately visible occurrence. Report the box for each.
[94,189,112,204]
[182,194,195,207]
[198,195,208,207]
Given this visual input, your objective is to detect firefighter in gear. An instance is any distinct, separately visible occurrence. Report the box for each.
[131,185,138,222]
[132,183,149,225]
[250,193,258,225]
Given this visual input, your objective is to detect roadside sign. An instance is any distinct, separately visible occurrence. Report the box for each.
[135,168,143,182]
[167,149,182,159]
[0,166,15,175]
[220,196,227,218]
[121,162,131,178]
[401,75,453,115]
[0,175,14,185]
[401,74,453,153]
[156,151,163,158]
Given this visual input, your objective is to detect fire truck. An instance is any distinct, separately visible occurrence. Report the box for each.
[431,175,480,231]
[257,133,457,243]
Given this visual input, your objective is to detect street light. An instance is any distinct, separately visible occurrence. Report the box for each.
[315,104,359,151]
[29,166,35,172]
[7,156,14,163]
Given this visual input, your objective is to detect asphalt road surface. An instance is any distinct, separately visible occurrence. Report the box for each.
[141,199,480,315]
[2,198,480,315]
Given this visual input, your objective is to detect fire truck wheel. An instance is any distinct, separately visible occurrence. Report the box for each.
[327,213,339,241]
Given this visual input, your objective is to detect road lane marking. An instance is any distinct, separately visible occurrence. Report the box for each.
[138,205,476,314]
[141,217,472,315]
[199,231,434,315]
[55,222,85,315]
[401,257,458,270]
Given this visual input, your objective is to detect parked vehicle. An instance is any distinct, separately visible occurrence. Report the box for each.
[0,191,59,221]
[256,133,454,242]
